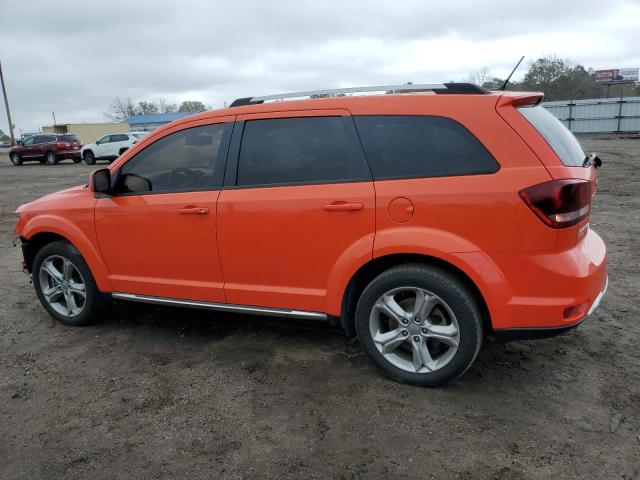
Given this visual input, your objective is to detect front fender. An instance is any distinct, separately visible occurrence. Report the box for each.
[21,213,112,292]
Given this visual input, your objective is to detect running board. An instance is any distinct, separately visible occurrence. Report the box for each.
[111,292,328,320]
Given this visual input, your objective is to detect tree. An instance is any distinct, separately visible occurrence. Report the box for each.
[464,67,491,87]
[178,100,206,113]
[104,97,138,122]
[157,98,177,114]
[136,100,158,115]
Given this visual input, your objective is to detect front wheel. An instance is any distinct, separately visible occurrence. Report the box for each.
[32,240,107,326]
[355,264,483,387]
[46,151,57,165]
[83,151,95,165]
[10,153,22,165]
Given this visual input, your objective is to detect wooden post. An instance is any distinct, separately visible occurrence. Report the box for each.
[0,60,16,146]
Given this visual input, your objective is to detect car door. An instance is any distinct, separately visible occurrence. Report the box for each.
[94,117,234,302]
[217,111,375,313]
[20,136,38,158]
[94,135,111,158]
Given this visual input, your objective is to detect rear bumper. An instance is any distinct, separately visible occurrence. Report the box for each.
[492,276,608,342]
[59,150,81,159]
[479,228,608,330]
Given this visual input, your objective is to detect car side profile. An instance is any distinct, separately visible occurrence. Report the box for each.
[81,132,142,165]
[9,134,83,165]
[14,83,608,386]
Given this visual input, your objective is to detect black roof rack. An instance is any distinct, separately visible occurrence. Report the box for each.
[229,82,488,107]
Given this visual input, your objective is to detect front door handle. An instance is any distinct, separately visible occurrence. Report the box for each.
[179,206,209,215]
[323,202,364,212]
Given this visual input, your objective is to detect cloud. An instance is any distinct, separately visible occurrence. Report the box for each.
[0,0,639,133]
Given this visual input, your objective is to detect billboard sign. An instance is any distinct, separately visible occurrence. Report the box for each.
[595,68,639,84]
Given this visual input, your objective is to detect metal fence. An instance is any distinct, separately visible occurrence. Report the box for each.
[542,96,640,133]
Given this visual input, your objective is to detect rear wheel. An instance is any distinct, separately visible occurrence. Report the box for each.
[355,264,483,387]
[10,153,22,165]
[46,151,57,165]
[32,241,107,326]
[83,151,95,165]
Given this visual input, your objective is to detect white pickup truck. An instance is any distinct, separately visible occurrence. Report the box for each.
[81,132,147,165]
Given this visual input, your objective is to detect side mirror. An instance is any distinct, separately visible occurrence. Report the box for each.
[90,168,111,195]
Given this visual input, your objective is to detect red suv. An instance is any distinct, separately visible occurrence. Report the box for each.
[14,83,607,386]
[9,134,83,165]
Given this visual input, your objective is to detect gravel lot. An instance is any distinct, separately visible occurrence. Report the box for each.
[0,137,638,479]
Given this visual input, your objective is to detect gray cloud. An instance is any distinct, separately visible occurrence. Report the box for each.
[1,0,639,133]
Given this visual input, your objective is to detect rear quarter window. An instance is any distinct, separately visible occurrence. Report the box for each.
[60,135,80,142]
[517,106,585,167]
[353,115,499,180]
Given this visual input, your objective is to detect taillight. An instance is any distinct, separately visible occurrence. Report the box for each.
[57,142,71,148]
[519,179,591,228]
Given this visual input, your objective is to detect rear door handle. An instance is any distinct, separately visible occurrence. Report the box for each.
[323,202,364,212]
[179,206,209,215]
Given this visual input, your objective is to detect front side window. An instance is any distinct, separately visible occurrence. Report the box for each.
[113,123,230,194]
[97,136,110,144]
[22,137,35,145]
[236,116,369,187]
[354,115,499,180]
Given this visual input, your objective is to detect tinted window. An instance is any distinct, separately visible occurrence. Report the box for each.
[518,106,585,167]
[114,123,230,194]
[60,135,80,143]
[22,137,35,145]
[354,116,499,180]
[237,117,369,187]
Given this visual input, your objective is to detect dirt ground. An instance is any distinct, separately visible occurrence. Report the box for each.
[0,136,638,480]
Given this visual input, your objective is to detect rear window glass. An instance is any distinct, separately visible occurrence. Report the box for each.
[60,135,80,142]
[237,117,370,187]
[518,106,585,167]
[354,115,499,180]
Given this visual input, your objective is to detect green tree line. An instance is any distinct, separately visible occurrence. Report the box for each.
[465,56,639,101]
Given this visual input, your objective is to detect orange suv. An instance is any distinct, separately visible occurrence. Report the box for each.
[14,83,608,386]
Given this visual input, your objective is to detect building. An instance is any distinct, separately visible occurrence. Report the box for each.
[126,112,197,132]
[42,122,128,143]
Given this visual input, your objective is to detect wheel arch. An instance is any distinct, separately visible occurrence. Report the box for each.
[20,220,112,292]
[338,253,494,338]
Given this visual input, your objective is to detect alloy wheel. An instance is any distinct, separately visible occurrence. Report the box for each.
[38,255,87,317]
[368,287,460,373]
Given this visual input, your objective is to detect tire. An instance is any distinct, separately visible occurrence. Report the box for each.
[83,151,95,165]
[355,264,483,387]
[118,147,128,156]
[45,151,57,165]
[10,153,22,165]
[32,240,107,326]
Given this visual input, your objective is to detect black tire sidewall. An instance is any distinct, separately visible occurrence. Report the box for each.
[84,152,95,165]
[10,153,22,165]
[355,264,483,387]
[32,241,103,326]
[46,152,57,165]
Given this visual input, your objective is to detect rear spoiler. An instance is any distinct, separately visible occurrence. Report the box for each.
[496,92,544,108]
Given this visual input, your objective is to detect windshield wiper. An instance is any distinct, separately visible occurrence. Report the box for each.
[582,153,602,168]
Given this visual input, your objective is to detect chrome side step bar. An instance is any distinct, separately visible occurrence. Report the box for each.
[111,292,328,321]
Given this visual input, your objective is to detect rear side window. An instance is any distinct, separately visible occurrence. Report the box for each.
[114,123,230,194]
[60,135,80,142]
[517,106,585,167]
[354,116,499,180]
[237,117,370,187]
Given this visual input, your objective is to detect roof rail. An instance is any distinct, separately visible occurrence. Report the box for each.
[229,82,489,107]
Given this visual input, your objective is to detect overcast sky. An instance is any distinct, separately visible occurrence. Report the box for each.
[1,0,639,134]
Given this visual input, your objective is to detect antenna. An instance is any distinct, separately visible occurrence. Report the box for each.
[498,56,525,91]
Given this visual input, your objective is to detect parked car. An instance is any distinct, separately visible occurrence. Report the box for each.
[13,83,607,386]
[0,140,11,148]
[81,133,141,165]
[9,134,83,165]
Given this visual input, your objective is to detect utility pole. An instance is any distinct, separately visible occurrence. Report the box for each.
[0,60,16,146]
